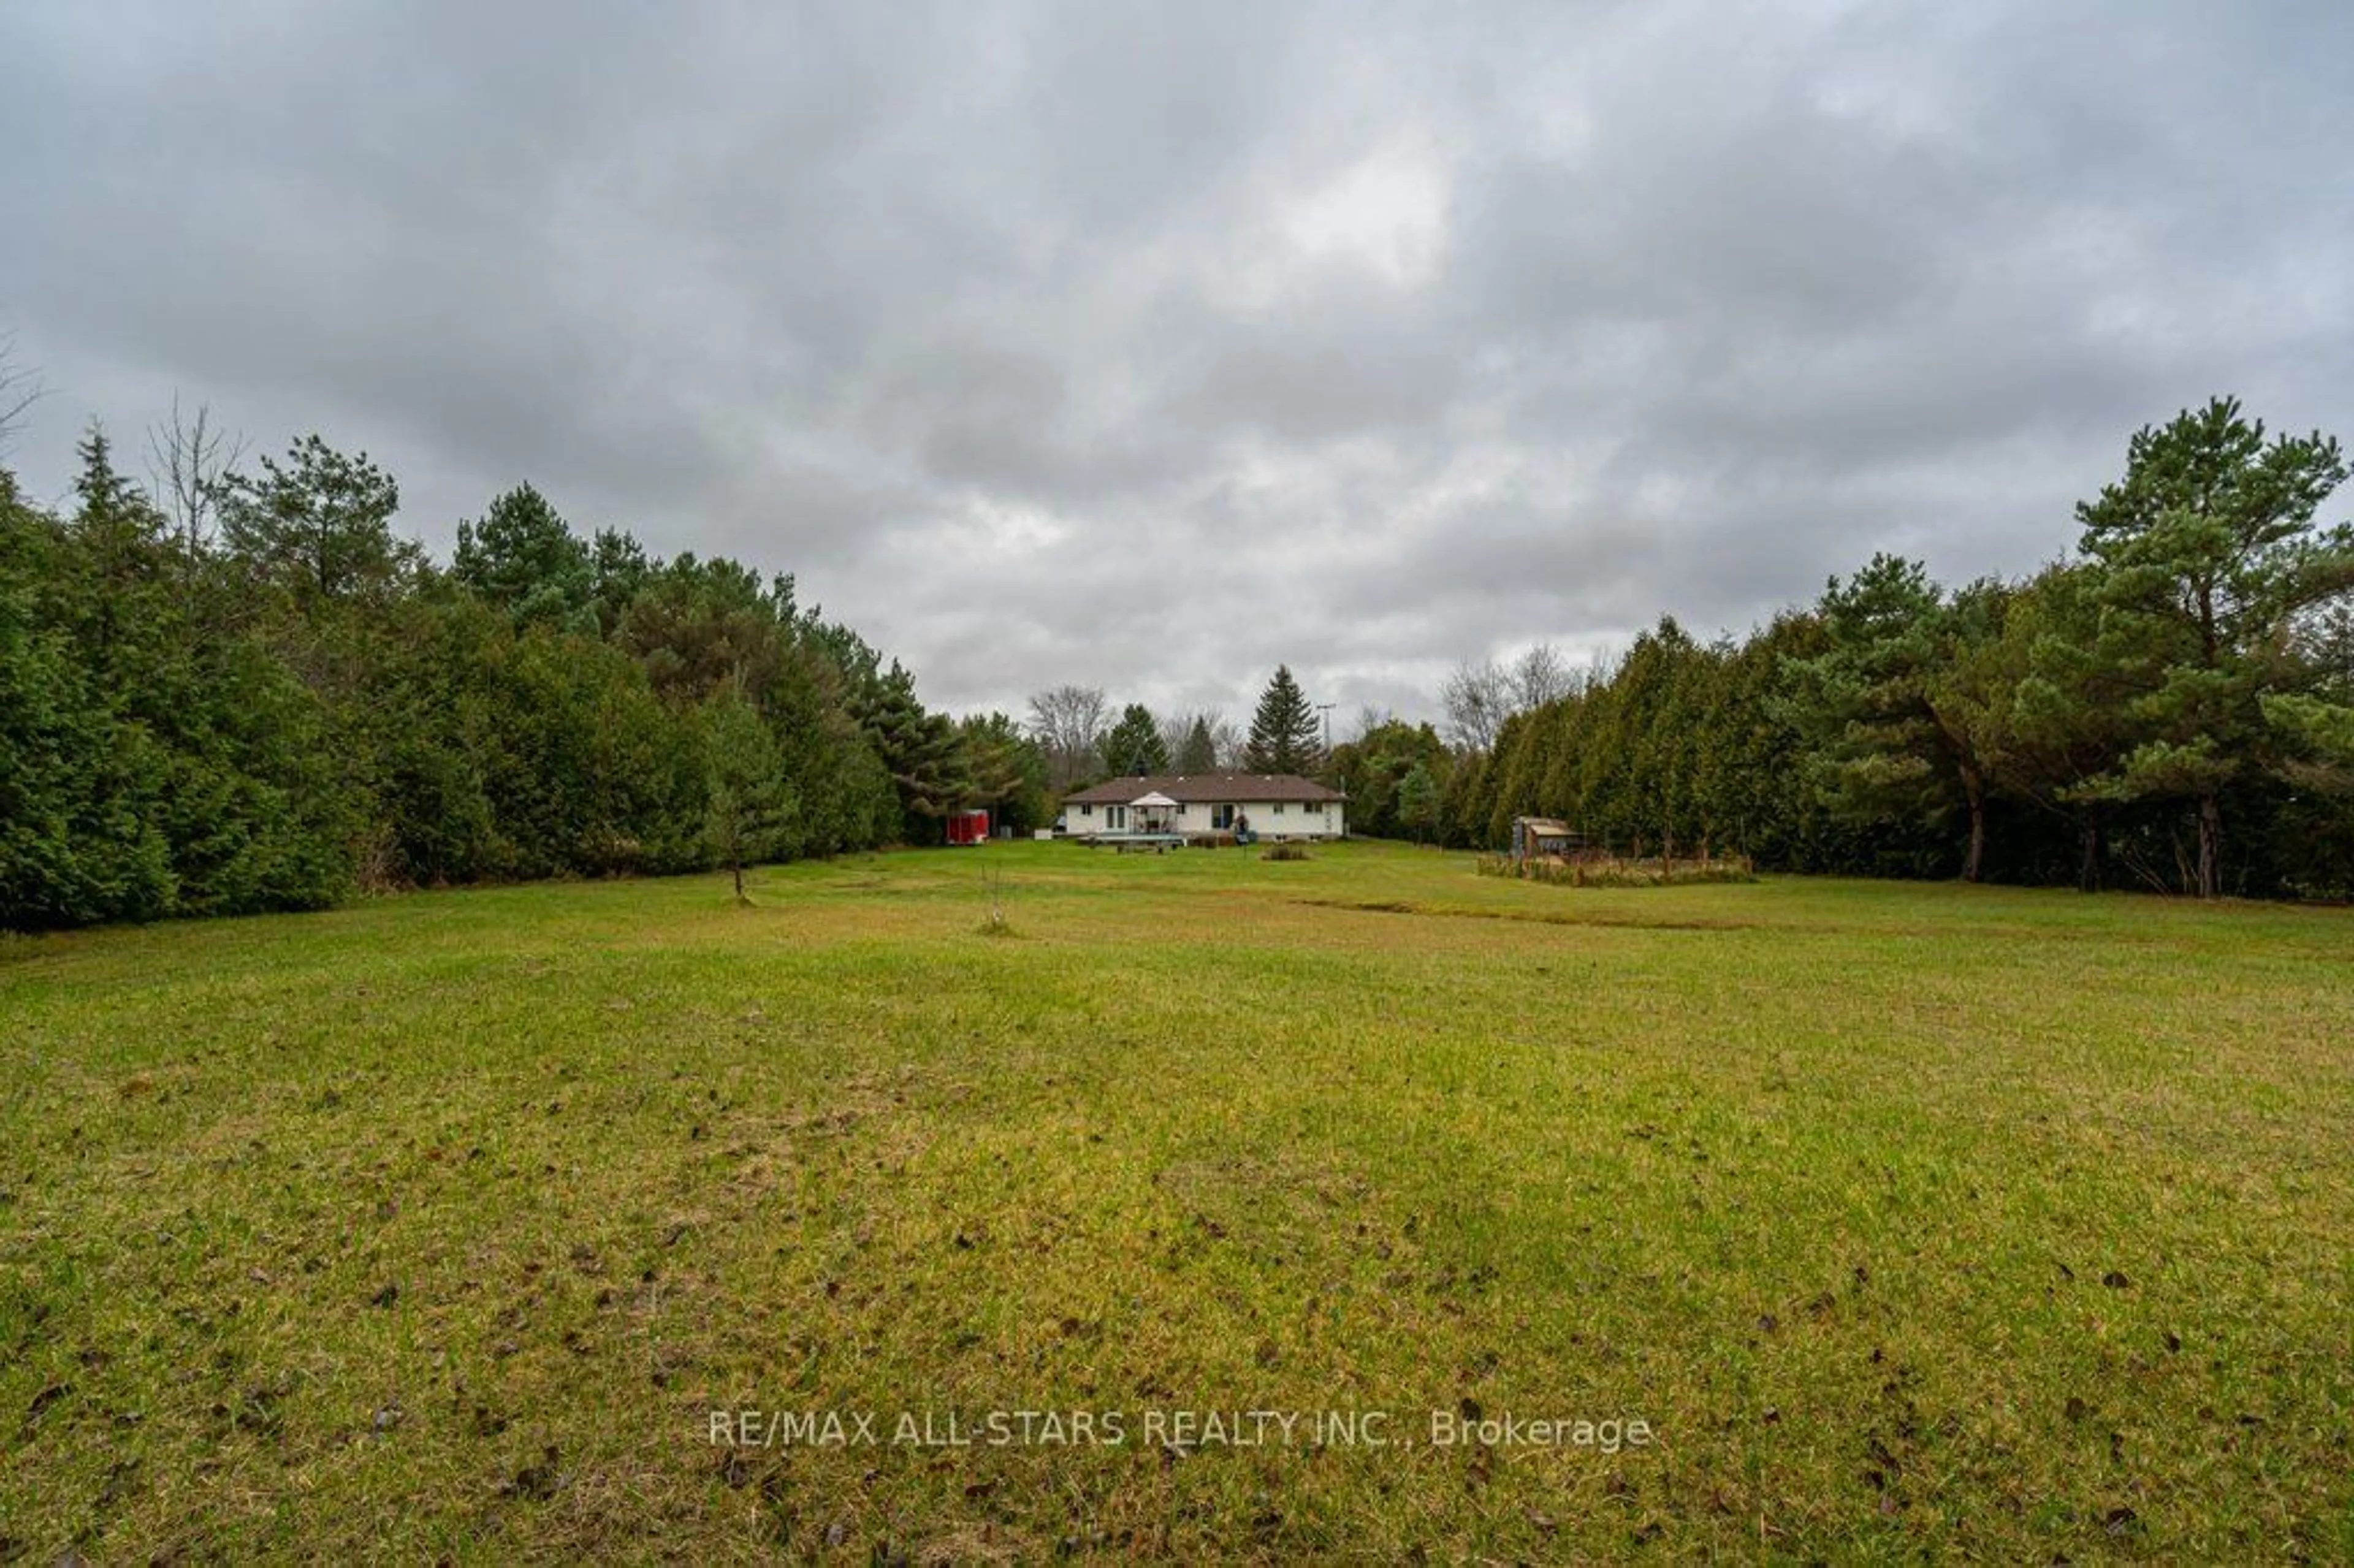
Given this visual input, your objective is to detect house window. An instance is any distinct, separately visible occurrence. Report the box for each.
[1108,805,1127,831]
[1271,802,1285,815]
[1211,804,1235,829]
[1081,804,1094,817]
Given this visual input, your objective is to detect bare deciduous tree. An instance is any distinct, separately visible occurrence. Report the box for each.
[1445,644,1585,752]
[1025,683,1109,792]
[0,337,45,456]
[146,395,246,587]
[1208,712,1247,769]
[1441,659,1512,752]
[1160,707,1244,773]
[1157,709,1194,769]
[1510,642,1574,712]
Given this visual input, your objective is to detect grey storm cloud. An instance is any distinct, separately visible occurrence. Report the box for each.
[5,0,2351,726]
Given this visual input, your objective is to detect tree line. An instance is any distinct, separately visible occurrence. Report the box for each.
[1430,398,2354,897]
[1,420,1053,930]
[7,393,2347,926]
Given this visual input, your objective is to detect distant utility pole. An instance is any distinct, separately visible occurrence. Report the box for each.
[1314,702,1334,759]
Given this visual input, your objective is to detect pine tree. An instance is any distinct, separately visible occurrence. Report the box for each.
[454,483,592,625]
[856,663,972,841]
[2071,397,2353,897]
[1244,664,1320,774]
[1945,564,2128,891]
[1782,557,2000,881]
[1102,702,1168,775]
[956,712,1053,832]
[703,687,793,902]
[220,434,415,607]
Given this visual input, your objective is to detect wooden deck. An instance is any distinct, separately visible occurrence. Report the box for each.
[1080,831,1191,853]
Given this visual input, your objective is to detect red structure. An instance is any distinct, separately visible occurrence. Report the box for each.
[946,809,990,847]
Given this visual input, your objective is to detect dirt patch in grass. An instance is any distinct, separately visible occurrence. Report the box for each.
[1294,894,1770,932]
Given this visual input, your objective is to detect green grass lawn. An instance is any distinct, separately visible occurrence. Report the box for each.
[4,842,2350,1562]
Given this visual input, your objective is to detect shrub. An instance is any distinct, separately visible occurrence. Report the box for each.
[1475,852,1755,887]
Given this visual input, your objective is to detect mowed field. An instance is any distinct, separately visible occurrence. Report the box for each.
[2,842,2349,1563]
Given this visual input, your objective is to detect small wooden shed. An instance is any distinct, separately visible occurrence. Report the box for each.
[1510,816,1580,862]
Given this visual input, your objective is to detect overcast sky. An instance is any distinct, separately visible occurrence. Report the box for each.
[6,1,2351,727]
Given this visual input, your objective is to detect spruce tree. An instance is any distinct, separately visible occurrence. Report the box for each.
[1102,702,1168,775]
[1244,664,1320,774]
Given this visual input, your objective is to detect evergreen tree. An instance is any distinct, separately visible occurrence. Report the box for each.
[1439,744,1493,848]
[1616,618,1711,858]
[454,482,592,625]
[1693,614,1824,868]
[587,527,654,636]
[1783,556,1998,880]
[1944,564,2131,890]
[2072,397,2353,897]
[703,687,793,902]
[1,475,176,926]
[1330,718,1449,838]
[1102,702,1169,775]
[0,599,176,924]
[3,436,356,924]
[1396,761,1441,843]
[1,416,909,926]
[857,663,972,840]
[1176,714,1218,773]
[766,622,896,858]
[2264,693,2354,790]
[615,553,791,704]
[221,435,416,607]
[70,424,166,580]
[957,712,1053,832]
[1244,664,1320,774]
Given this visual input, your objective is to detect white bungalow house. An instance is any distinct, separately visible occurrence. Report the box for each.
[1059,773,1347,841]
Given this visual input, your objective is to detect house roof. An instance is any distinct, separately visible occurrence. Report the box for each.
[1064,772,1345,805]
